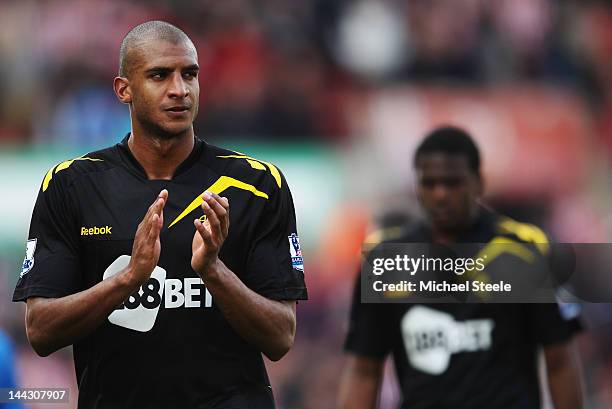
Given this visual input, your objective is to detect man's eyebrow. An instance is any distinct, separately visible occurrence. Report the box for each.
[144,66,172,74]
[144,64,199,74]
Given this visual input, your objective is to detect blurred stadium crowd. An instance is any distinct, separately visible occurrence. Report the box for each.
[0,0,612,144]
[1,0,612,408]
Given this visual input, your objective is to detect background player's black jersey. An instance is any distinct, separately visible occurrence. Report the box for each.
[14,135,308,409]
[345,209,581,409]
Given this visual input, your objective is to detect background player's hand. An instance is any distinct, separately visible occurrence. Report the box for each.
[126,189,167,286]
[191,192,229,277]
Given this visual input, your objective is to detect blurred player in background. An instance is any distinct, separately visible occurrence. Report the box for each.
[339,126,583,409]
[0,329,24,409]
[12,21,307,408]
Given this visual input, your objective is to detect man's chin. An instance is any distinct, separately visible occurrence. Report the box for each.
[155,124,193,139]
[157,131,186,140]
[430,214,459,230]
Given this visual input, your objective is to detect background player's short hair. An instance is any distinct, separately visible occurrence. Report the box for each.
[413,126,481,175]
[119,20,194,77]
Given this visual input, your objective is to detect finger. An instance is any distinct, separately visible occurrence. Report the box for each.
[157,189,167,228]
[158,205,164,229]
[204,193,228,235]
[212,193,229,237]
[142,191,165,225]
[211,192,229,210]
[201,199,222,240]
[221,203,229,237]
[153,189,167,215]
[194,218,213,247]
[204,193,228,221]
[148,213,161,243]
[141,194,166,237]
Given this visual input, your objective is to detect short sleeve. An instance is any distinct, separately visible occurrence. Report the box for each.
[243,172,307,301]
[344,274,392,358]
[12,168,82,302]
[526,302,582,347]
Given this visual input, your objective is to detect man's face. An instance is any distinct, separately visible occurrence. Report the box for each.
[126,39,199,138]
[415,153,482,232]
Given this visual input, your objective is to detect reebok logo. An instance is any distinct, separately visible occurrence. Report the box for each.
[81,225,112,236]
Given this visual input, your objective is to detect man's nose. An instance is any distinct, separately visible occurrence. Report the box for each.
[168,73,189,98]
[432,183,450,201]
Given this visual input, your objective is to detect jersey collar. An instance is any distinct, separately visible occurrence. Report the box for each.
[413,206,498,243]
[117,133,205,180]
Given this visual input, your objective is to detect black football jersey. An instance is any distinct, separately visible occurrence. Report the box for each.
[14,135,308,409]
[345,209,580,409]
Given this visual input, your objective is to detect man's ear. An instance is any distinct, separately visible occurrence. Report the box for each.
[113,76,132,104]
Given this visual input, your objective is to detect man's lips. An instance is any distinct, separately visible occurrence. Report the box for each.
[431,208,453,219]
[164,105,191,112]
[164,105,191,118]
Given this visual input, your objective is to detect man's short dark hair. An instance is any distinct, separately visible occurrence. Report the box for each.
[119,20,193,77]
[413,126,481,174]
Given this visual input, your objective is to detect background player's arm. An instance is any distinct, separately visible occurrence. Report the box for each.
[544,340,584,409]
[338,355,384,409]
[192,192,296,361]
[25,191,167,356]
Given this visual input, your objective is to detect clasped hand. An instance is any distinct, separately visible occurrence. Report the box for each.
[126,189,230,286]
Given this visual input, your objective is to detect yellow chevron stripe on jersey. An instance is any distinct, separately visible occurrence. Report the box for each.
[246,159,266,170]
[364,227,405,245]
[497,217,549,255]
[217,155,282,188]
[168,176,269,228]
[476,236,536,266]
[461,236,538,300]
[363,226,405,252]
[42,157,104,192]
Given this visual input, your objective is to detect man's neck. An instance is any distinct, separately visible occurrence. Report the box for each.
[128,129,195,180]
[430,229,457,244]
[430,210,480,244]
